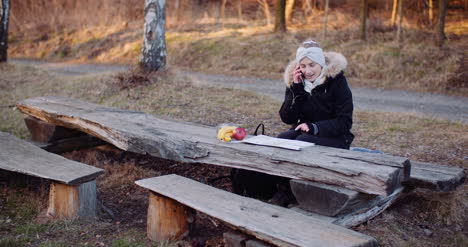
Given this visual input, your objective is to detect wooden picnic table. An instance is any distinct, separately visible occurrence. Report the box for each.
[16,96,410,196]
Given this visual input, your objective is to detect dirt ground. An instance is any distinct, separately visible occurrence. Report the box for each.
[65,146,235,247]
[20,144,465,247]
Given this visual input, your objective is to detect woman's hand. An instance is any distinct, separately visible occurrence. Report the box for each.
[295,123,309,133]
[293,65,303,84]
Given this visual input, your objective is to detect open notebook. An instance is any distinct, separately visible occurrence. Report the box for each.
[241,135,315,151]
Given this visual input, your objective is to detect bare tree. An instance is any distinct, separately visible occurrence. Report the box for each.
[274,0,287,32]
[322,0,329,39]
[436,0,447,46]
[237,0,243,21]
[391,0,398,27]
[0,0,10,63]
[396,0,403,42]
[285,0,295,24]
[174,0,181,25]
[428,0,434,24]
[257,0,272,25]
[140,0,166,72]
[360,0,368,40]
[302,0,313,19]
[221,0,227,28]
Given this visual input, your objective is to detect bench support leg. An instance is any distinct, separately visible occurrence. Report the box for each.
[147,192,192,242]
[47,180,97,220]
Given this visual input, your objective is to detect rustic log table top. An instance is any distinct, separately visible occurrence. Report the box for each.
[17,96,411,195]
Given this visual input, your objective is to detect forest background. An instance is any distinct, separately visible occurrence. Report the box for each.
[7,0,468,94]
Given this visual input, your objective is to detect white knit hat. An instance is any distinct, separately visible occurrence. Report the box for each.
[295,40,325,67]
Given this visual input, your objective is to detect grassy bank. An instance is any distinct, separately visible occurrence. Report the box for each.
[1,63,466,165]
[0,63,466,246]
[9,19,467,96]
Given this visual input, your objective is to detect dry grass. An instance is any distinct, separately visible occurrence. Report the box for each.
[9,18,467,96]
[0,61,466,246]
[2,63,466,166]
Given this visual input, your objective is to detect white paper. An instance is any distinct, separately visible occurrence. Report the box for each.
[241,135,315,151]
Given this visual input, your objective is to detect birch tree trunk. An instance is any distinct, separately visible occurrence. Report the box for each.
[140,0,167,72]
[285,0,295,24]
[360,0,368,40]
[322,0,329,40]
[274,0,287,32]
[0,0,10,63]
[436,0,447,47]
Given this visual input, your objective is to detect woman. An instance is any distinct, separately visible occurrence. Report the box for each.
[278,39,354,149]
[231,40,354,206]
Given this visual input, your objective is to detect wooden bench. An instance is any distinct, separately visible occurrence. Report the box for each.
[15,96,465,226]
[135,174,378,247]
[0,131,104,220]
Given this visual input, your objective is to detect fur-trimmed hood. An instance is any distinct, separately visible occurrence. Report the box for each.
[283,51,348,88]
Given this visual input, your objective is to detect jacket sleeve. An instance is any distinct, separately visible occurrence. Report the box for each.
[279,83,307,125]
[315,76,353,137]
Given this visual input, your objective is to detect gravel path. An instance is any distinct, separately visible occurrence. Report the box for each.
[11,59,468,124]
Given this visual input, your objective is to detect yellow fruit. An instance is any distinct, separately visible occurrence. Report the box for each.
[217,126,236,140]
[223,132,233,142]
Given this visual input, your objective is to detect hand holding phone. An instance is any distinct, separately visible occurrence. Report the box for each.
[293,65,304,84]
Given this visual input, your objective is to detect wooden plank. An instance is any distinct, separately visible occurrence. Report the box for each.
[407,161,466,192]
[16,96,409,195]
[136,174,377,247]
[0,131,103,185]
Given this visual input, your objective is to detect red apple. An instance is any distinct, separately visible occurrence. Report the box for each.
[232,127,246,140]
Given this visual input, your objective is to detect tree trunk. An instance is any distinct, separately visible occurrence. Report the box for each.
[0,0,10,63]
[274,0,287,32]
[174,0,181,24]
[237,0,243,21]
[221,0,227,28]
[396,0,403,42]
[391,0,398,27]
[258,0,272,25]
[360,0,368,40]
[428,0,433,24]
[301,0,313,23]
[436,0,447,47]
[140,0,167,72]
[285,0,295,24]
[322,0,329,39]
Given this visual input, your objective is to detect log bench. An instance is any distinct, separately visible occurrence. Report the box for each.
[0,131,104,220]
[135,174,378,247]
[15,96,466,227]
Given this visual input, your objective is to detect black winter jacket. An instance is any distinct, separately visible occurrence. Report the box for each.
[279,52,354,147]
